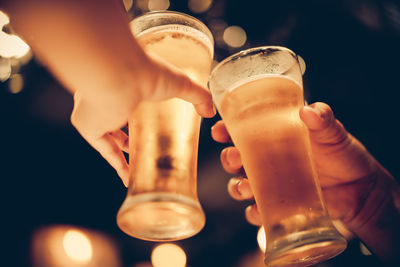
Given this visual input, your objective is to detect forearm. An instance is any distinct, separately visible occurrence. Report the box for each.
[347,165,400,266]
[1,0,145,104]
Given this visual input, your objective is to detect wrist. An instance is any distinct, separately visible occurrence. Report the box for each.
[346,165,400,265]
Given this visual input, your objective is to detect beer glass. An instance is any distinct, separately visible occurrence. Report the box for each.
[117,11,214,241]
[208,46,347,266]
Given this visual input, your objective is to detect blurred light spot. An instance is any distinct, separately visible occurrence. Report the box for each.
[297,55,306,75]
[63,229,93,262]
[0,10,10,27]
[0,32,31,58]
[148,0,170,11]
[136,0,150,12]
[257,226,266,253]
[188,0,213,13]
[123,0,134,11]
[223,25,247,48]
[151,243,186,267]
[0,57,11,82]
[8,74,24,94]
[360,242,372,256]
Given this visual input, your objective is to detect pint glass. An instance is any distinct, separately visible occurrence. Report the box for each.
[208,47,347,266]
[117,11,214,241]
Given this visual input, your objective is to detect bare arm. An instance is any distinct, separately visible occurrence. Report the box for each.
[1,0,215,184]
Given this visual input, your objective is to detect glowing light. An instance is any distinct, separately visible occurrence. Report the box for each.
[63,229,93,262]
[135,0,149,12]
[0,57,11,81]
[151,243,186,267]
[360,242,372,256]
[223,25,247,48]
[8,74,24,94]
[0,32,31,58]
[123,0,134,11]
[1,11,30,59]
[257,226,266,253]
[188,0,213,13]
[0,10,10,27]
[148,0,170,11]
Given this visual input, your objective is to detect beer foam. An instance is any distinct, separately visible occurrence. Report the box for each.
[227,74,302,94]
[134,24,214,59]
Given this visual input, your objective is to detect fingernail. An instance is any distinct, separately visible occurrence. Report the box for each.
[227,148,241,168]
[230,178,242,197]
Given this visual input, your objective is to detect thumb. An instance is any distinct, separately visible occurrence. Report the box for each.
[146,53,216,118]
[299,102,348,145]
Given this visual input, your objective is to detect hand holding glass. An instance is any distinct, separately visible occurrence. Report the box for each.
[208,47,347,266]
[117,11,214,242]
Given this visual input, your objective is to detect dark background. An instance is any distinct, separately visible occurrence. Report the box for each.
[1,0,400,266]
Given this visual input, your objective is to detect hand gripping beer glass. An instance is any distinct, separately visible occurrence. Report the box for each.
[117,11,214,241]
[208,47,347,266]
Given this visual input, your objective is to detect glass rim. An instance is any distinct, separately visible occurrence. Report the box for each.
[210,46,298,77]
[131,10,214,45]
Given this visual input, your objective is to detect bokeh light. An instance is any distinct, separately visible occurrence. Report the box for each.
[0,11,31,59]
[257,226,266,253]
[0,10,9,26]
[0,57,11,82]
[148,0,170,11]
[8,74,24,94]
[151,243,187,267]
[63,229,93,262]
[0,32,30,58]
[223,25,247,48]
[188,0,213,13]
[135,0,150,12]
[31,225,121,267]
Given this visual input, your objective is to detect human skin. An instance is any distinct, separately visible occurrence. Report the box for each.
[212,102,400,266]
[1,0,215,185]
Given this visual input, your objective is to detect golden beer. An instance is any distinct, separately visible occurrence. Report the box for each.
[117,12,213,241]
[209,47,346,266]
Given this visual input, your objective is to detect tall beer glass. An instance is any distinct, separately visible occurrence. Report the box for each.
[208,47,347,266]
[117,11,214,241]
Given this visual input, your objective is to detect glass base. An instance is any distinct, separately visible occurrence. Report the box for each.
[117,192,205,241]
[265,227,347,267]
